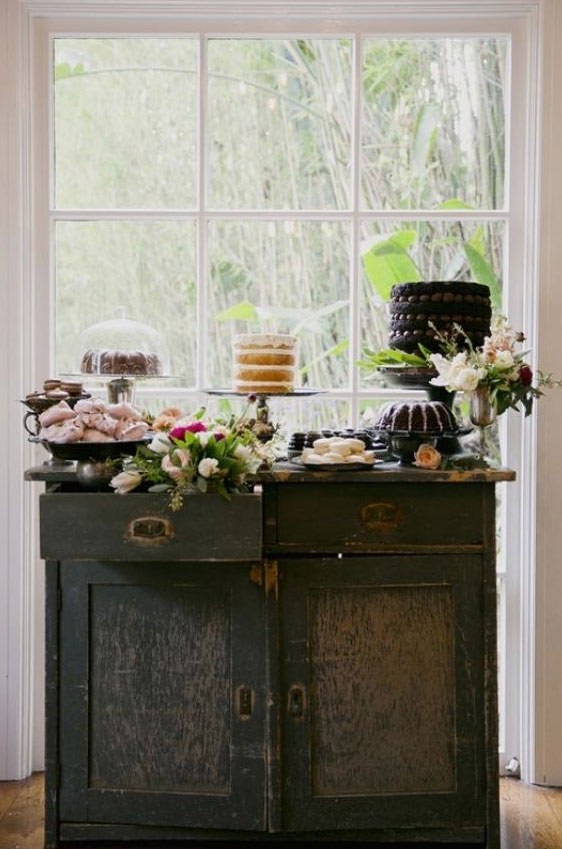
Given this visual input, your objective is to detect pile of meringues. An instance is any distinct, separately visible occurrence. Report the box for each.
[301,436,377,465]
[38,398,149,443]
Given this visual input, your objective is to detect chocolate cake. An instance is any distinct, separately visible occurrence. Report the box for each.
[375,401,458,434]
[81,349,163,376]
[388,281,492,353]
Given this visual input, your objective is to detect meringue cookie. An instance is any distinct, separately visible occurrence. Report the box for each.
[120,422,149,441]
[107,401,141,420]
[39,401,76,428]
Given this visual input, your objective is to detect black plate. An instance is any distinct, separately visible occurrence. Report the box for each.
[29,436,150,462]
[376,365,437,390]
[290,457,380,471]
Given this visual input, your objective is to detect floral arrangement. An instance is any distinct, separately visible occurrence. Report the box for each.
[110,408,269,510]
[429,316,560,415]
[360,315,560,417]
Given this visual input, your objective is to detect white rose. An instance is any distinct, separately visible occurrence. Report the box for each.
[161,449,191,481]
[455,368,480,393]
[149,434,172,455]
[198,457,219,478]
[495,350,514,369]
[110,470,143,495]
[233,443,252,461]
[196,431,212,447]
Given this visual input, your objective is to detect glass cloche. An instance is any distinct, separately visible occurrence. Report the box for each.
[79,307,170,376]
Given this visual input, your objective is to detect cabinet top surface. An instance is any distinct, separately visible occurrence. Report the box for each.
[25,461,516,485]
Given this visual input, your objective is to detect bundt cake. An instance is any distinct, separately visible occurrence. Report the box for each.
[81,349,163,376]
[375,400,458,434]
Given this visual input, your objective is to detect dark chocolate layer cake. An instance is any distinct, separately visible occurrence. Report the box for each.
[388,281,492,353]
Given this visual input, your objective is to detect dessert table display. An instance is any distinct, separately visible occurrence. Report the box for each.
[27,460,514,849]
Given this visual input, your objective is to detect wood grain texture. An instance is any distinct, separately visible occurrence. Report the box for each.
[89,584,231,794]
[0,784,20,825]
[308,585,455,796]
[39,491,262,561]
[2,775,562,847]
[0,774,43,849]
[500,778,562,849]
[275,483,484,551]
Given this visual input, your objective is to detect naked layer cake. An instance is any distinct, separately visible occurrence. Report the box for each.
[233,333,297,393]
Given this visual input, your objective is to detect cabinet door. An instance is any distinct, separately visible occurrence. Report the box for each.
[279,555,486,833]
[59,561,266,830]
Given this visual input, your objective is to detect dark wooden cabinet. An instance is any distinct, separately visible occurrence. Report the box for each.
[57,561,266,832]
[29,465,514,847]
[278,555,485,835]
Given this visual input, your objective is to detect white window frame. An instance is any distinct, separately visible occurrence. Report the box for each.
[1,0,544,784]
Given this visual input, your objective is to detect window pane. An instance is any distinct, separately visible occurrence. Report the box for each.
[55,220,197,382]
[208,220,350,389]
[361,38,508,209]
[54,38,198,208]
[207,39,352,209]
[359,219,505,387]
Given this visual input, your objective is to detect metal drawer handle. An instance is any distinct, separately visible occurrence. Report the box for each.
[359,501,404,534]
[288,684,306,719]
[126,516,174,545]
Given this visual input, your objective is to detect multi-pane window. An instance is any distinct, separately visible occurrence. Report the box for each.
[53,35,507,430]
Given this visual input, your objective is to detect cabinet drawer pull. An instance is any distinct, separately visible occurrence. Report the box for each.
[236,685,254,719]
[359,501,404,534]
[126,516,174,545]
[288,684,306,719]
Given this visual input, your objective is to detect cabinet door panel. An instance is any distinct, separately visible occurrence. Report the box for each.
[279,556,485,832]
[59,561,266,831]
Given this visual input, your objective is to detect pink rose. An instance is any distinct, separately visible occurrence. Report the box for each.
[413,443,442,470]
[170,421,207,440]
[519,365,533,386]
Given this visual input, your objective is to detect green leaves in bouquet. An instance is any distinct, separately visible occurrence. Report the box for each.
[357,346,430,372]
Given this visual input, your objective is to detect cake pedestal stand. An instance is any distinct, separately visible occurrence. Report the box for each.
[62,374,182,405]
[375,366,464,455]
[204,389,324,442]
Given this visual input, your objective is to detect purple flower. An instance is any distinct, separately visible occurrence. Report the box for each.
[214,431,225,441]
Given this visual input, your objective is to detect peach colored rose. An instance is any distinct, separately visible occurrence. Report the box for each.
[413,443,442,470]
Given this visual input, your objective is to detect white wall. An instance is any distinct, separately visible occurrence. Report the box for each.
[535,0,562,789]
[0,0,34,781]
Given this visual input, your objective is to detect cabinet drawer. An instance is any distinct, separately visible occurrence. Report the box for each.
[274,483,483,551]
[40,491,262,561]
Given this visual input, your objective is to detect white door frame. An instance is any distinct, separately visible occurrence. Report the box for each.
[1,0,558,785]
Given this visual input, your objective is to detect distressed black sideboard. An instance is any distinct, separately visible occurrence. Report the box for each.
[26,463,515,848]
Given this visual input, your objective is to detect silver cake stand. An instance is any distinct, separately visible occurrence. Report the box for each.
[62,373,183,404]
[204,389,324,440]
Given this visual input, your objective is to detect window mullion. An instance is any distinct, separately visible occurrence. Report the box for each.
[349,33,363,427]
[197,34,208,392]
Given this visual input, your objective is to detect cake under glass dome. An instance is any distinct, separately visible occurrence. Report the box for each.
[79,307,170,376]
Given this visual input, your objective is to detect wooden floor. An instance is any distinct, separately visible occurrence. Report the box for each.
[1,774,562,849]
